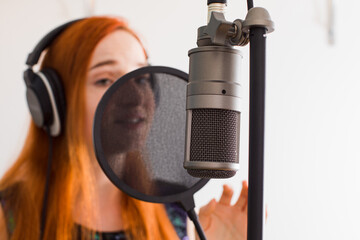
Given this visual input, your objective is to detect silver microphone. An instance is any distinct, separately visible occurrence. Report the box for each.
[184,45,243,178]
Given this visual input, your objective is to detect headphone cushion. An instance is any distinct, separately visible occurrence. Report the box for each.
[40,68,66,126]
[26,75,53,127]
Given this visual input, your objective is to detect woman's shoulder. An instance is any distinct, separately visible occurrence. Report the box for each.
[0,187,18,238]
[0,201,9,239]
[0,188,14,240]
[0,187,14,213]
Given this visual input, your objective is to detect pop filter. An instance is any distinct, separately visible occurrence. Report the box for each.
[93,66,209,239]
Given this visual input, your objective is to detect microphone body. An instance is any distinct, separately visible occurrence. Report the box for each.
[184,46,243,178]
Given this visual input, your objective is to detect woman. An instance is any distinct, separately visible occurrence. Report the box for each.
[0,16,248,240]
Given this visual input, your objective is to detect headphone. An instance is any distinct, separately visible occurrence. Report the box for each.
[23,20,80,137]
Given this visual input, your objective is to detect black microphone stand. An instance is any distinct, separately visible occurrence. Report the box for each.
[191,2,274,240]
[243,8,274,240]
[248,26,267,240]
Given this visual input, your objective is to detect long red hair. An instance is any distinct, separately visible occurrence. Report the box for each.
[0,17,178,240]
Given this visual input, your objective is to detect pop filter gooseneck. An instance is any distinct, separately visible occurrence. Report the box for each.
[93,66,209,239]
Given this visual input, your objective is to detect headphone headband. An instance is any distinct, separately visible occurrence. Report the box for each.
[26,19,81,67]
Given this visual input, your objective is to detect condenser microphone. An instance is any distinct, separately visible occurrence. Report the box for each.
[183,0,246,179]
[183,46,243,179]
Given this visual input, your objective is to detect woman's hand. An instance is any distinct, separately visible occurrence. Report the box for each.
[198,181,248,240]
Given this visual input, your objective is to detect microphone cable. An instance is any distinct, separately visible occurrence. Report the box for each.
[39,126,54,240]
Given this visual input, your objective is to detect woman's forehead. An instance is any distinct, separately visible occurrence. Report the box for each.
[89,30,147,70]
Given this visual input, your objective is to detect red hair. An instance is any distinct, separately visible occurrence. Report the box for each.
[0,17,177,240]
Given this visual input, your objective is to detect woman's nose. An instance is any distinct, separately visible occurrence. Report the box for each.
[115,79,145,107]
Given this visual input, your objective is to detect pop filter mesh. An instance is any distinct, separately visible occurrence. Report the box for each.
[96,69,204,199]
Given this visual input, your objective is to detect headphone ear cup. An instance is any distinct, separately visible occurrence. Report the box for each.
[24,68,66,136]
[25,73,54,128]
[40,68,66,126]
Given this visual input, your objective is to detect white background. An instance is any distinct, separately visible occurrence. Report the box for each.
[1,0,360,239]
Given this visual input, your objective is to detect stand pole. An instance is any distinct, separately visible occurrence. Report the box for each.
[247,27,267,240]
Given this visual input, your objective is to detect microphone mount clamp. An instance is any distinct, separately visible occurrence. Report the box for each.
[196,7,274,47]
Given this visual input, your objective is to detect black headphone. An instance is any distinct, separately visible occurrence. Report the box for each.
[23,20,80,137]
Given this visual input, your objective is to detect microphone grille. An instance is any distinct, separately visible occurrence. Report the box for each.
[190,109,239,163]
[188,109,240,178]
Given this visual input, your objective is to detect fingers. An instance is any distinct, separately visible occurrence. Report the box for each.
[199,199,217,230]
[219,184,234,205]
[199,199,216,217]
[235,181,248,211]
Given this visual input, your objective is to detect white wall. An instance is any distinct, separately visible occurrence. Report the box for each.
[1,0,360,239]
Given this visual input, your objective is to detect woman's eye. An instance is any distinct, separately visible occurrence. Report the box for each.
[95,78,113,87]
[135,75,151,85]
[136,78,146,84]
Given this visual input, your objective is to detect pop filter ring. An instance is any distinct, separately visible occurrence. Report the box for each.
[93,66,209,206]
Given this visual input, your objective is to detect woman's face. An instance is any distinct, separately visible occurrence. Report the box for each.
[85,29,152,154]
